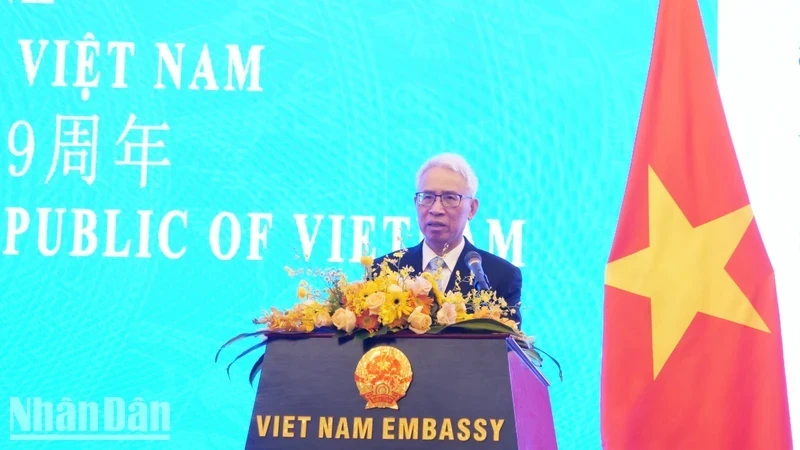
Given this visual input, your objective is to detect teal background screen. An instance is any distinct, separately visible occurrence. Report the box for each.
[0,1,717,448]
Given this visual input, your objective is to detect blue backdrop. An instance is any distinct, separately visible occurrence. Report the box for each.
[0,1,716,448]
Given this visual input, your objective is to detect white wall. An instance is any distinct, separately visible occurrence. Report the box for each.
[717,0,800,441]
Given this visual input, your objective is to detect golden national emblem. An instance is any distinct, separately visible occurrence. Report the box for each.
[353,346,414,410]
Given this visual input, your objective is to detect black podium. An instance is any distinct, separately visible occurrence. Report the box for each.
[243,332,558,449]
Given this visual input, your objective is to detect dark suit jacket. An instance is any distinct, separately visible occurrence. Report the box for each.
[373,238,523,326]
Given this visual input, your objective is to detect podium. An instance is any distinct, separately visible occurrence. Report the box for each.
[243,331,558,449]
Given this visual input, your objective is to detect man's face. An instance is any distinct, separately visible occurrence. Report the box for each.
[415,166,479,251]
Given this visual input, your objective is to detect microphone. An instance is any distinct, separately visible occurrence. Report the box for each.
[464,250,491,291]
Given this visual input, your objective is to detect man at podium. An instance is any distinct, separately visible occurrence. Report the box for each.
[236,155,553,450]
[374,153,523,326]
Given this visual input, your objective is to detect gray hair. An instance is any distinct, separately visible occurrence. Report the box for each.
[415,153,479,196]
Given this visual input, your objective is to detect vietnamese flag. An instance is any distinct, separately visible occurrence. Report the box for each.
[601,0,793,448]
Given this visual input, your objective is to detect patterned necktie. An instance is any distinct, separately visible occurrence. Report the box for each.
[426,256,446,290]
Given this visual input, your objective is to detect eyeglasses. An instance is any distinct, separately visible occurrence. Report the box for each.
[415,192,472,208]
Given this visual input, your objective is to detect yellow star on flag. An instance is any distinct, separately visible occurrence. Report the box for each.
[605,166,770,378]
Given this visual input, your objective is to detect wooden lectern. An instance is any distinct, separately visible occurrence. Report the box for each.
[243,332,558,449]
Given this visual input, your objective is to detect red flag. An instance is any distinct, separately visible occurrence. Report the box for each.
[601,0,793,448]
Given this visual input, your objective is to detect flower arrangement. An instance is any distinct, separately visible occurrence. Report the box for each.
[259,250,522,337]
[217,248,550,385]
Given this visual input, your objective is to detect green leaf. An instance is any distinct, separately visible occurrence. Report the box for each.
[249,353,264,387]
[371,327,389,338]
[522,348,543,364]
[215,331,267,362]
[354,329,371,341]
[512,335,533,347]
[225,340,267,380]
[435,318,518,335]
[534,346,564,382]
[333,329,349,338]
[360,326,390,340]
[427,325,446,334]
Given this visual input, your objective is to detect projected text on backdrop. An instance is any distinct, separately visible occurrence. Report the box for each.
[3,32,528,264]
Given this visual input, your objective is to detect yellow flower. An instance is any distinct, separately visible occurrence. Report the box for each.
[375,272,400,290]
[454,303,472,322]
[408,306,432,334]
[473,306,491,319]
[499,317,519,331]
[444,291,467,307]
[331,308,357,333]
[346,280,377,315]
[300,319,315,332]
[299,302,323,331]
[360,255,374,267]
[365,292,386,314]
[379,288,414,326]
[297,286,307,298]
[314,309,333,327]
[361,280,378,295]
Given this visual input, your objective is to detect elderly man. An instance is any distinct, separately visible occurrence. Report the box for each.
[374,153,523,327]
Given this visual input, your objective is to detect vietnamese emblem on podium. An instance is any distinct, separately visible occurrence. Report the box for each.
[354,346,413,410]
